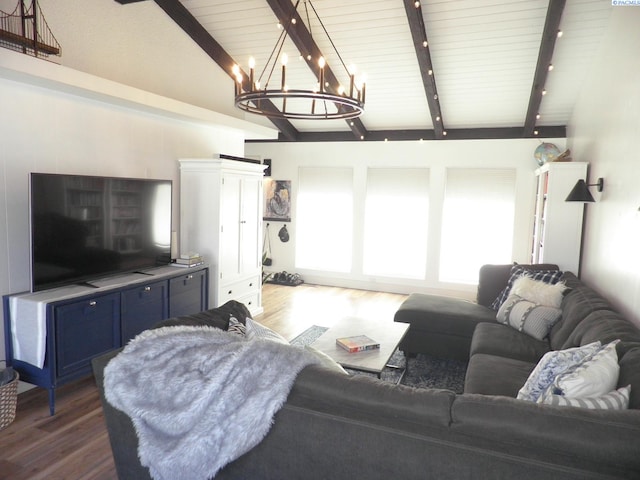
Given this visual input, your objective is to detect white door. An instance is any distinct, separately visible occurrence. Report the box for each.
[219,174,242,282]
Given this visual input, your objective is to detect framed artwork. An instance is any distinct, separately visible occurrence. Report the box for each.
[264,179,291,222]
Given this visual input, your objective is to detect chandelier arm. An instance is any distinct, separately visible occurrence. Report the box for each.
[307,0,350,75]
[260,22,289,87]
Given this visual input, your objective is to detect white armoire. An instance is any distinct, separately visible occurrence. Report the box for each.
[531,161,588,275]
[179,157,266,316]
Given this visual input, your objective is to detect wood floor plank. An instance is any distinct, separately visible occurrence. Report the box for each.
[0,284,407,479]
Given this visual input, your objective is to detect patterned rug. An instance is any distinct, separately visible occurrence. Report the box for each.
[290,325,467,393]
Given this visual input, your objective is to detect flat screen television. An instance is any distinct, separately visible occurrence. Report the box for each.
[29,173,172,292]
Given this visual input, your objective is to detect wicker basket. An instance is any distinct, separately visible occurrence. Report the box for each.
[0,371,19,431]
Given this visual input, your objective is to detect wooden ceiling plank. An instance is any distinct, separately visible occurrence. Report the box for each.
[523,0,566,137]
[403,0,444,139]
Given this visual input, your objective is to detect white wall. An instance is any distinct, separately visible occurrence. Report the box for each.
[246,138,565,296]
[0,0,276,366]
[567,8,640,328]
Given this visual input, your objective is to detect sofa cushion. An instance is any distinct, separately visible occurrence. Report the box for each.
[516,341,602,402]
[538,385,631,410]
[563,309,640,354]
[395,294,498,360]
[450,393,640,474]
[395,293,496,335]
[470,322,550,363]
[548,272,613,350]
[464,353,535,397]
[618,346,640,409]
[491,265,563,310]
[496,294,562,341]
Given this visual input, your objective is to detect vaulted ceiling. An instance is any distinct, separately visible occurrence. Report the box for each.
[116,0,612,142]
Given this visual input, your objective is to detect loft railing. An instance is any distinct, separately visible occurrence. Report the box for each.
[0,1,61,58]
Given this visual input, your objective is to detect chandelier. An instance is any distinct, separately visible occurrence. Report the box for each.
[232,0,366,120]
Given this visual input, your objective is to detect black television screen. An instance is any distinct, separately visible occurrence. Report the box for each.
[29,173,172,292]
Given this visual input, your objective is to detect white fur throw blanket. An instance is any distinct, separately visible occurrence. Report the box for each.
[104,325,319,480]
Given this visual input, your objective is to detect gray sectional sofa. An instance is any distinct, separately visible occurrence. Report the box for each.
[93,266,640,480]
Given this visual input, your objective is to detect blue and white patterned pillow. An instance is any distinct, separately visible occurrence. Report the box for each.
[491,266,564,310]
[541,340,620,399]
[517,341,602,402]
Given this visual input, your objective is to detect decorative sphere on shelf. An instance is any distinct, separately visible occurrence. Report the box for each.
[534,143,561,166]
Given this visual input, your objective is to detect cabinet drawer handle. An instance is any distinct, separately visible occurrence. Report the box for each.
[228,289,233,295]
[144,286,151,292]
[89,301,97,306]
[249,282,253,287]
[186,275,193,280]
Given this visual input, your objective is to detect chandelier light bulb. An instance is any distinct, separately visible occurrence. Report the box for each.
[423,40,428,48]
[318,56,326,68]
[338,85,345,95]
[281,53,288,66]
[557,30,563,38]
[248,57,255,69]
[548,64,554,72]
[415,1,420,7]
[232,64,240,76]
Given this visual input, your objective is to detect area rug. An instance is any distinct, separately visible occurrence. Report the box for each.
[290,325,467,394]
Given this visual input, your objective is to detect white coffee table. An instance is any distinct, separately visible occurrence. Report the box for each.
[310,317,410,379]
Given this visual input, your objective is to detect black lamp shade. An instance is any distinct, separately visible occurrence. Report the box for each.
[566,179,595,202]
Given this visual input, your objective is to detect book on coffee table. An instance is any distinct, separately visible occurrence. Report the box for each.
[336,335,380,353]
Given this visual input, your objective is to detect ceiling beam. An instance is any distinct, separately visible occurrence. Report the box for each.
[403,0,445,139]
[247,125,566,143]
[523,0,566,137]
[266,0,368,140]
[147,0,299,141]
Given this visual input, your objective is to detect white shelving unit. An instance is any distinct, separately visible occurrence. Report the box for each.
[179,157,266,316]
[531,162,588,274]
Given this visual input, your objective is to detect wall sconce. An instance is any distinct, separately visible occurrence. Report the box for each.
[565,178,604,202]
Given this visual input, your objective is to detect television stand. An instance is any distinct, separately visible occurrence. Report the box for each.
[76,281,100,288]
[3,265,209,415]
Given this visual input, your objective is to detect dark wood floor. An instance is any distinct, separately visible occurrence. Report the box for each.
[0,283,407,480]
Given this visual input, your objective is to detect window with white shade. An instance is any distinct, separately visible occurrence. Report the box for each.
[439,168,516,284]
[295,167,353,272]
[363,168,429,278]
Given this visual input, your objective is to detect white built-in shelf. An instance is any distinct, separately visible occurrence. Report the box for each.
[0,49,277,140]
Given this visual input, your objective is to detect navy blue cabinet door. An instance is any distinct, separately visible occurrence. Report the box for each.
[121,280,169,342]
[54,292,121,379]
[169,269,208,318]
